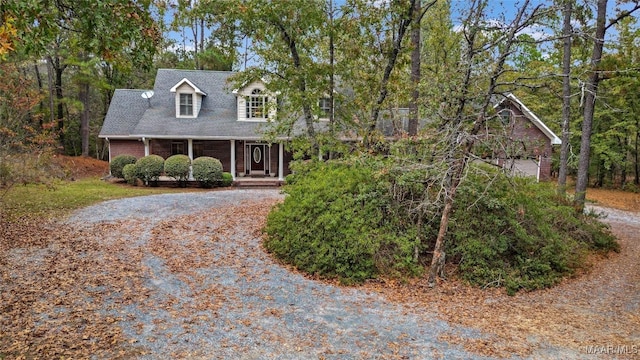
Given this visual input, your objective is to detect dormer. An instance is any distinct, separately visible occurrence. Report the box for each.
[233,80,276,122]
[170,78,206,118]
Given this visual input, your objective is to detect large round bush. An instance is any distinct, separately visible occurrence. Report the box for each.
[110,154,137,178]
[265,160,419,283]
[448,172,618,295]
[192,156,223,188]
[122,163,137,185]
[135,154,164,185]
[164,154,191,183]
[265,155,618,293]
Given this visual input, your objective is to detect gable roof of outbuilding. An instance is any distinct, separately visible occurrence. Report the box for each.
[495,93,562,145]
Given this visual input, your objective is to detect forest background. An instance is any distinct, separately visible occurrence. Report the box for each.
[1,0,639,200]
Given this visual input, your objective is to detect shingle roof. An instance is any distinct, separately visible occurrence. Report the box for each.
[99,89,150,137]
[100,69,305,140]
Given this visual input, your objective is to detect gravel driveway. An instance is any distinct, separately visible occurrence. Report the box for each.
[62,189,499,359]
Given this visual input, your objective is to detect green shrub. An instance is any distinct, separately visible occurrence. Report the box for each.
[192,156,223,188]
[448,171,617,295]
[122,163,137,185]
[164,154,191,185]
[110,154,137,178]
[266,154,618,293]
[265,160,421,283]
[135,155,164,185]
[220,172,233,187]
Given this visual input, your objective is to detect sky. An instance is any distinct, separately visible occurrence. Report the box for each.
[163,0,637,69]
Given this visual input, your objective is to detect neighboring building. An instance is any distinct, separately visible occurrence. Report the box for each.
[490,93,562,181]
[99,69,561,182]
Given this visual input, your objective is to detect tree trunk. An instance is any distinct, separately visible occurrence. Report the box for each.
[47,59,55,124]
[557,0,572,195]
[34,63,44,127]
[79,81,90,157]
[274,21,316,142]
[633,120,640,185]
[49,55,67,150]
[408,0,421,137]
[366,0,417,146]
[427,0,532,287]
[574,0,607,212]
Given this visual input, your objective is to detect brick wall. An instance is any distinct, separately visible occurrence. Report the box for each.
[501,102,553,180]
[109,138,293,178]
[109,140,145,159]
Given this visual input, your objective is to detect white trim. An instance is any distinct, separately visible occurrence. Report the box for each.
[176,92,196,118]
[143,137,150,156]
[187,139,194,180]
[495,94,562,145]
[170,78,206,95]
[230,140,236,180]
[278,142,284,181]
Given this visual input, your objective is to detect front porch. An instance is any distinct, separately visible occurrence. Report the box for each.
[154,176,284,188]
[132,138,292,181]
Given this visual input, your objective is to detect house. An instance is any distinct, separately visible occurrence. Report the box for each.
[99,69,561,182]
[490,93,562,181]
[100,69,298,181]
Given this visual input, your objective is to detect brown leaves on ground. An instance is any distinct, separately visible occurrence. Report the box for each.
[0,198,282,359]
[357,189,640,359]
[50,155,109,179]
[0,218,150,358]
[1,187,638,359]
[586,187,640,212]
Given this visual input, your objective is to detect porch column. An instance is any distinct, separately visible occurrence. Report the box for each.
[230,140,236,180]
[143,137,150,156]
[278,142,284,181]
[536,155,542,183]
[187,139,194,180]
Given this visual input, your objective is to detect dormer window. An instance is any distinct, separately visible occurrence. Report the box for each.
[234,80,274,122]
[246,89,266,119]
[170,78,206,118]
[180,94,193,116]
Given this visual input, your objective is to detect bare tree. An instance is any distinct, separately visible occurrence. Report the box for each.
[427,0,544,286]
[557,0,573,195]
[573,0,640,211]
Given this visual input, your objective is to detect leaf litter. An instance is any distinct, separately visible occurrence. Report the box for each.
[1,189,638,359]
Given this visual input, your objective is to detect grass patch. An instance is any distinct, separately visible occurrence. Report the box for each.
[1,177,199,221]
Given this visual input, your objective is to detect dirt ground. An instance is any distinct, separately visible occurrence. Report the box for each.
[50,154,110,179]
[1,157,638,358]
[360,190,640,358]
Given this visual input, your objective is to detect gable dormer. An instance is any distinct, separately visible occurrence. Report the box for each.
[233,80,276,122]
[170,78,206,118]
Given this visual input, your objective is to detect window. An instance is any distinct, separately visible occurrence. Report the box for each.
[193,141,204,158]
[246,89,266,119]
[171,141,185,155]
[499,109,511,125]
[319,97,331,118]
[180,94,193,116]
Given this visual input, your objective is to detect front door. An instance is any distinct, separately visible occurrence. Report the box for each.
[248,144,269,175]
